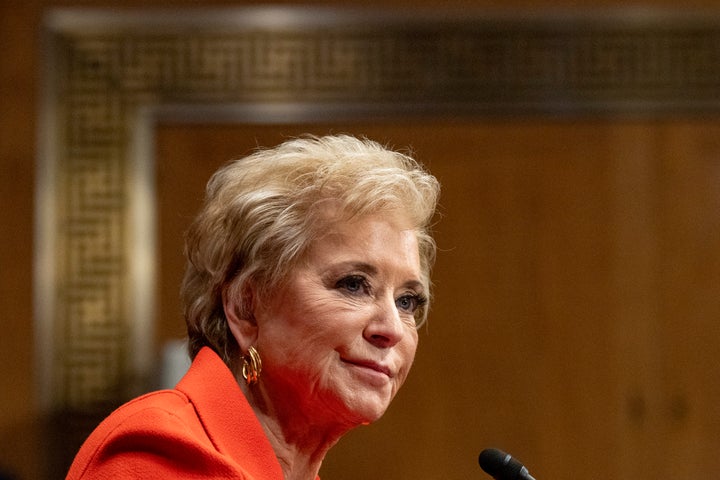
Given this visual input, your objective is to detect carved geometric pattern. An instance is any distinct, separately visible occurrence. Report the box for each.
[41,9,720,410]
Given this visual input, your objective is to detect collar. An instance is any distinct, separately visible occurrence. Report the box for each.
[176,346,284,480]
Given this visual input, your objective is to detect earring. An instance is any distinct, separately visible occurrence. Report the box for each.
[241,345,262,386]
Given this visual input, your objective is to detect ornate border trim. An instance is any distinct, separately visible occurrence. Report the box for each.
[35,7,720,410]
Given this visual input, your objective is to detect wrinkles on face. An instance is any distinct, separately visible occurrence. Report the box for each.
[249,214,422,434]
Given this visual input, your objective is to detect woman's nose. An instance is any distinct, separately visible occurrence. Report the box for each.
[363,295,405,348]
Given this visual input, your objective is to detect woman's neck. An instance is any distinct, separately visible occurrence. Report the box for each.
[240,377,351,480]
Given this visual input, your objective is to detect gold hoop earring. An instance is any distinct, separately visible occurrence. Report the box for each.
[241,346,262,386]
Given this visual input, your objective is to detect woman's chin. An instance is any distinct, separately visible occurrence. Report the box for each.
[343,398,391,427]
[318,379,396,428]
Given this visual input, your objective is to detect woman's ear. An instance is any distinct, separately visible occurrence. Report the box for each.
[222,282,258,353]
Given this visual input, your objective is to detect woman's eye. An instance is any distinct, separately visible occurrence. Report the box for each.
[336,275,369,295]
[395,293,427,314]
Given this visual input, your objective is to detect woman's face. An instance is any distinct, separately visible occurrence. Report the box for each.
[253,213,424,430]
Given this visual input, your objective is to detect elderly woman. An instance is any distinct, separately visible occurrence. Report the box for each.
[67,134,440,480]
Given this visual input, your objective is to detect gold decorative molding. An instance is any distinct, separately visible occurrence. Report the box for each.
[36,7,720,411]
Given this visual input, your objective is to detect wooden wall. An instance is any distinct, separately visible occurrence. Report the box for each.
[2,1,719,479]
[154,121,720,480]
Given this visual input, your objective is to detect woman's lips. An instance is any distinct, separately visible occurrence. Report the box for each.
[342,358,392,378]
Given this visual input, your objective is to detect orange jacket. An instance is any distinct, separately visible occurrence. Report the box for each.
[67,347,285,479]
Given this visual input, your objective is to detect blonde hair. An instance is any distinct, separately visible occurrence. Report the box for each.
[181,134,440,367]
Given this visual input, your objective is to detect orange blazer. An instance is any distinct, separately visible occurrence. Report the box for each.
[67,347,286,479]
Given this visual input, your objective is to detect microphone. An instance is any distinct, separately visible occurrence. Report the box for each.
[479,448,537,480]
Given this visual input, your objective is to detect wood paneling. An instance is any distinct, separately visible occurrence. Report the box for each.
[3,1,720,478]
[155,120,720,480]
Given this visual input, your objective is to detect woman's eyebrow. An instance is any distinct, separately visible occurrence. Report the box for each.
[335,261,378,276]
[402,279,426,292]
[341,262,425,290]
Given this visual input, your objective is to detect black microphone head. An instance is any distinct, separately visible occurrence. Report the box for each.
[479,448,528,480]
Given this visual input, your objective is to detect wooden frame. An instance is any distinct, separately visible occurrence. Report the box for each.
[35,6,720,410]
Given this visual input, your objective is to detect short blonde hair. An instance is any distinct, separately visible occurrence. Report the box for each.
[181,134,440,367]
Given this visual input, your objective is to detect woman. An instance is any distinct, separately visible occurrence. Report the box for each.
[67,134,440,480]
